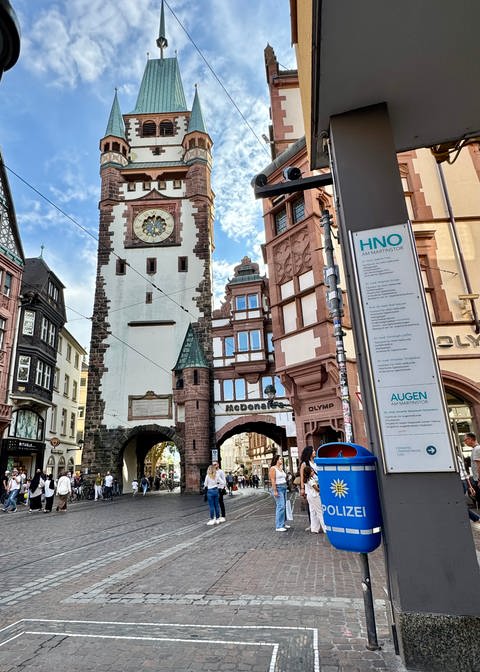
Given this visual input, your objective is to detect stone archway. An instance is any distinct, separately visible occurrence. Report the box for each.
[85,424,184,493]
[119,425,184,493]
[216,414,286,448]
[216,414,289,480]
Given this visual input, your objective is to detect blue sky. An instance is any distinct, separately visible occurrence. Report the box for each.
[0,0,296,351]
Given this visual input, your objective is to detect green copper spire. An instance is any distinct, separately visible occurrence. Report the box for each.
[105,89,125,139]
[173,324,209,371]
[157,0,168,58]
[133,57,187,114]
[187,85,207,134]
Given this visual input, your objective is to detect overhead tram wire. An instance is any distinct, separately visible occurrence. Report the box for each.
[4,164,194,318]
[164,0,271,160]
[61,304,174,377]
[19,280,176,377]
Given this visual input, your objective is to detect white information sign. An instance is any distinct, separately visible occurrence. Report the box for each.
[351,223,455,473]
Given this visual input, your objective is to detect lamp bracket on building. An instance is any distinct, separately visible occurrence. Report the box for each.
[252,172,333,199]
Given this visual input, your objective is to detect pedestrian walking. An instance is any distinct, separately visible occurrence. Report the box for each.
[55,472,71,512]
[213,460,226,522]
[132,478,139,496]
[43,474,55,513]
[1,470,9,503]
[28,469,44,512]
[457,451,480,524]
[204,464,222,525]
[269,455,289,532]
[465,432,480,507]
[226,471,234,496]
[1,468,21,513]
[103,471,114,501]
[140,475,149,496]
[94,473,103,501]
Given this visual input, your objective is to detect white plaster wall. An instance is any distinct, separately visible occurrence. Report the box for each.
[280,329,321,367]
[101,196,205,429]
[282,88,305,139]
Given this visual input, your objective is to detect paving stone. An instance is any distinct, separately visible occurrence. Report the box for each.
[0,489,448,671]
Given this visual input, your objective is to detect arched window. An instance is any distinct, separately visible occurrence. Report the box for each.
[103,142,110,151]
[142,121,156,137]
[58,456,66,474]
[112,141,120,152]
[159,120,174,137]
[46,455,55,477]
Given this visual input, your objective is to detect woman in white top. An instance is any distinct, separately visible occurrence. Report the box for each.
[303,464,326,533]
[269,455,289,532]
[204,464,222,525]
[43,474,55,513]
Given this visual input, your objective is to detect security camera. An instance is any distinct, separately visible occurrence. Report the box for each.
[283,166,302,181]
[253,173,268,187]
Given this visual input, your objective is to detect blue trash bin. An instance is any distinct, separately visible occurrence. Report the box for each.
[314,442,382,553]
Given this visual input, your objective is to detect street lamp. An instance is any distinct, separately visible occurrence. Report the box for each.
[0,0,20,79]
[264,384,290,409]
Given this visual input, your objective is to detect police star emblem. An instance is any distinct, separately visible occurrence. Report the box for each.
[330,478,349,498]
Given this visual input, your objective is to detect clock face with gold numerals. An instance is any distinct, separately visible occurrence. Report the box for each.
[133,208,174,243]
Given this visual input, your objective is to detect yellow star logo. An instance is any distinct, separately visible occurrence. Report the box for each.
[330,478,349,498]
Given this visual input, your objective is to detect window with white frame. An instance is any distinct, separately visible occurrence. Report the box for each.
[66,343,72,362]
[48,280,59,303]
[234,379,246,400]
[53,367,60,391]
[235,295,246,311]
[224,336,234,357]
[74,353,79,369]
[223,379,234,401]
[50,405,57,432]
[222,378,248,401]
[22,310,35,336]
[35,360,52,389]
[72,380,78,401]
[17,355,30,382]
[0,317,5,350]
[48,322,56,347]
[3,272,12,296]
[237,330,262,352]
[60,408,67,435]
[69,412,76,438]
[57,335,63,354]
[41,317,49,342]
[262,375,286,399]
[63,374,69,397]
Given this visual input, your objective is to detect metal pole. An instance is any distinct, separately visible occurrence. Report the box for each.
[321,209,353,442]
[321,208,380,650]
[360,551,380,650]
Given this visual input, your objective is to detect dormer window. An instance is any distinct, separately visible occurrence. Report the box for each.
[159,120,174,137]
[142,121,156,137]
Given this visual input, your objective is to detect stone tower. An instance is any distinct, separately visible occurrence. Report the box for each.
[83,2,214,493]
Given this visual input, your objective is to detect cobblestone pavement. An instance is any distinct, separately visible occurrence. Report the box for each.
[0,490,479,671]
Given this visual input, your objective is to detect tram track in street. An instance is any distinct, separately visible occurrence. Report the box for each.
[0,492,269,576]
